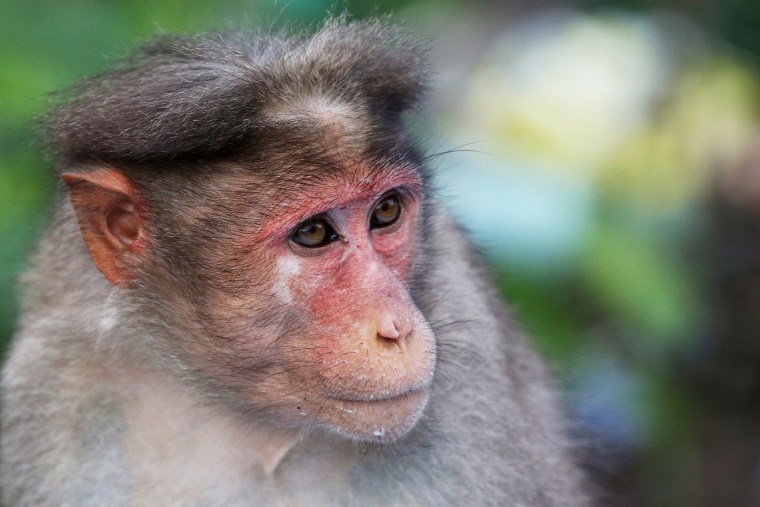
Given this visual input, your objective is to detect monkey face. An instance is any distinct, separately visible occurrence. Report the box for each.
[64,160,436,444]
[237,167,437,444]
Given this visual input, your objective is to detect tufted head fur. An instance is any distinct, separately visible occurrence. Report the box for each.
[43,19,429,169]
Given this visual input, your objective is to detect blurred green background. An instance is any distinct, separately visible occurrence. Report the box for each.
[4,1,760,506]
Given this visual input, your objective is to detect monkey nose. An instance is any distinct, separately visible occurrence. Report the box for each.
[377,320,400,340]
[376,315,411,350]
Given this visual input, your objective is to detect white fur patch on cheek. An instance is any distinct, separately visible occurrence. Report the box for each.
[273,256,302,304]
[100,308,118,333]
[98,294,120,334]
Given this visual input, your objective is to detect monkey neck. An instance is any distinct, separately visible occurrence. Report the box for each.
[115,363,303,479]
[251,427,300,477]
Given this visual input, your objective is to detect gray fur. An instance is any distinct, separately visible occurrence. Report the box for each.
[2,19,588,506]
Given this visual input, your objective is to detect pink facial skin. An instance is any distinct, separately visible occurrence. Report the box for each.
[256,166,437,443]
[264,170,422,326]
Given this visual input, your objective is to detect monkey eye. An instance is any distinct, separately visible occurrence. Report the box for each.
[370,193,401,229]
[291,218,339,248]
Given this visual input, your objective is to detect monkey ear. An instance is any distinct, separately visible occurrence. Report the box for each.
[62,169,146,286]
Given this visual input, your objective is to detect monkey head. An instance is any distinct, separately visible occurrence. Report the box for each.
[61,111,436,446]
[51,21,438,445]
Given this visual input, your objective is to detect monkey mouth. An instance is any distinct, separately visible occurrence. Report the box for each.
[323,386,430,443]
[326,381,430,404]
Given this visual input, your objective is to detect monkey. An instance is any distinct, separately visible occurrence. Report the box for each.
[1,19,588,506]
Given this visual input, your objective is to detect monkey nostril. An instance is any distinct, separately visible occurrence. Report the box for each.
[377,319,414,352]
[376,319,403,345]
[379,334,399,346]
[378,327,400,341]
[377,333,405,353]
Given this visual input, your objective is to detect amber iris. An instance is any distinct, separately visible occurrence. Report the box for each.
[291,219,338,248]
[371,194,401,228]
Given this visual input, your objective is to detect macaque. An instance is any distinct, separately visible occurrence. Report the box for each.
[1,20,588,506]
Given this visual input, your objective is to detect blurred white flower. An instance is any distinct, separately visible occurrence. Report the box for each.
[461,12,669,172]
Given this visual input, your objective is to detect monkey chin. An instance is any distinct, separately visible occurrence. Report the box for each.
[323,387,430,445]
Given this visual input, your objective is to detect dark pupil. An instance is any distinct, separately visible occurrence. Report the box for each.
[292,220,334,248]
[372,196,400,227]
